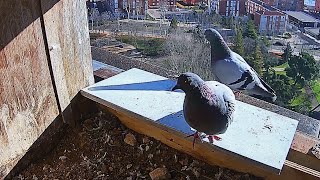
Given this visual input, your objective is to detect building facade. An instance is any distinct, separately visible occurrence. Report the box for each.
[108,0,148,19]
[211,0,246,16]
[148,0,177,10]
[276,0,304,11]
[316,0,320,12]
[261,0,278,6]
[246,0,269,15]
[254,10,286,35]
[247,0,287,35]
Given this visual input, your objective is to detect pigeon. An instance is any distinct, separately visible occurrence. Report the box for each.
[172,72,235,148]
[204,28,277,102]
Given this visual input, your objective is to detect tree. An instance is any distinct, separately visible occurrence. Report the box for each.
[247,41,263,75]
[263,69,297,107]
[170,17,178,29]
[261,36,270,47]
[244,20,258,39]
[281,43,293,63]
[163,30,212,80]
[233,27,244,56]
[286,52,320,87]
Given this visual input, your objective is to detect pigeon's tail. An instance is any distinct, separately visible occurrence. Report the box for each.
[251,94,277,103]
[248,77,277,102]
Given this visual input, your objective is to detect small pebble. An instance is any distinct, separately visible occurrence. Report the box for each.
[59,156,67,161]
[127,164,133,169]
[124,133,137,146]
[149,167,171,180]
[142,137,150,144]
[148,154,154,159]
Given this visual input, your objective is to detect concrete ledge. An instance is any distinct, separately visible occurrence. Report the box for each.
[83,67,320,179]
[91,47,320,138]
[83,68,299,174]
[91,59,320,173]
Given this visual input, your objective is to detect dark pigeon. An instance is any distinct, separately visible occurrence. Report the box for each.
[204,28,277,102]
[172,72,235,148]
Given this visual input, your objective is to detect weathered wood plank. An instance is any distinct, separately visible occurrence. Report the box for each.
[287,132,320,172]
[0,0,60,177]
[1,0,94,178]
[41,0,94,114]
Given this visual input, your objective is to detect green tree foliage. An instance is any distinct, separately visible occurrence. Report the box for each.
[209,13,222,25]
[263,54,279,68]
[286,52,320,87]
[261,36,270,47]
[244,20,258,39]
[234,27,244,56]
[263,69,297,107]
[290,93,312,114]
[247,42,263,75]
[170,17,178,29]
[281,43,293,63]
[221,16,234,29]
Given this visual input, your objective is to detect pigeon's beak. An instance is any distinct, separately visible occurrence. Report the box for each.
[171,84,181,91]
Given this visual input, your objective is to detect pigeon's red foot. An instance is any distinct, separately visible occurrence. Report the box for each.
[186,132,202,148]
[207,135,222,143]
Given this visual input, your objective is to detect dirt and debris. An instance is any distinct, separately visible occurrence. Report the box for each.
[15,111,263,180]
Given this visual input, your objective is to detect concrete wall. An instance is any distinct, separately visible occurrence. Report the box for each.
[0,0,94,178]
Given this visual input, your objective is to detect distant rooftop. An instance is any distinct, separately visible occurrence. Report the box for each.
[256,10,285,16]
[305,27,320,35]
[285,11,320,23]
[249,0,280,12]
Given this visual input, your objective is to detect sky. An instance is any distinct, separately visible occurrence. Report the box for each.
[305,0,316,6]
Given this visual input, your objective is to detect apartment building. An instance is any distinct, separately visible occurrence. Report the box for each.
[316,0,320,12]
[211,0,246,16]
[254,10,286,35]
[148,0,177,10]
[247,0,287,35]
[280,0,304,11]
[105,0,148,18]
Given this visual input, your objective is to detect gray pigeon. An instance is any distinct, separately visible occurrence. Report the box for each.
[204,28,277,102]
[172,72,235,147]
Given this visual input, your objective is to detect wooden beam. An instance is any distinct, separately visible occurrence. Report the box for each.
[98,105,320,180]
[287,132,320,172]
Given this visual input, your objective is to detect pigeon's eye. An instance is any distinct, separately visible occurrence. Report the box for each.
[184,80,187,83]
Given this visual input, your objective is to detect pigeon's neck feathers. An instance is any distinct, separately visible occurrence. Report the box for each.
[210,37,231,62]
[186,82,216,103]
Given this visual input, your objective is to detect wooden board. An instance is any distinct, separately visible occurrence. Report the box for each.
[0,0,94,178]
[81,68,299,175]
[287,132,320,172]
[0,0,60,177]
[41,0,94,112]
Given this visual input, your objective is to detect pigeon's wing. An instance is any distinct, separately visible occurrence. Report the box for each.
[212,53,255,91]
[233,54,276,99]
[215,52,276,101]
[205,81,236,120]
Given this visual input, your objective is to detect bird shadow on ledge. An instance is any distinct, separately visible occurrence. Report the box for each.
[87,79,184,92]
[156,110,195,135]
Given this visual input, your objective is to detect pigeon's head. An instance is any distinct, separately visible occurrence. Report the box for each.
[171,72,204,93]
[204,28,224,43]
